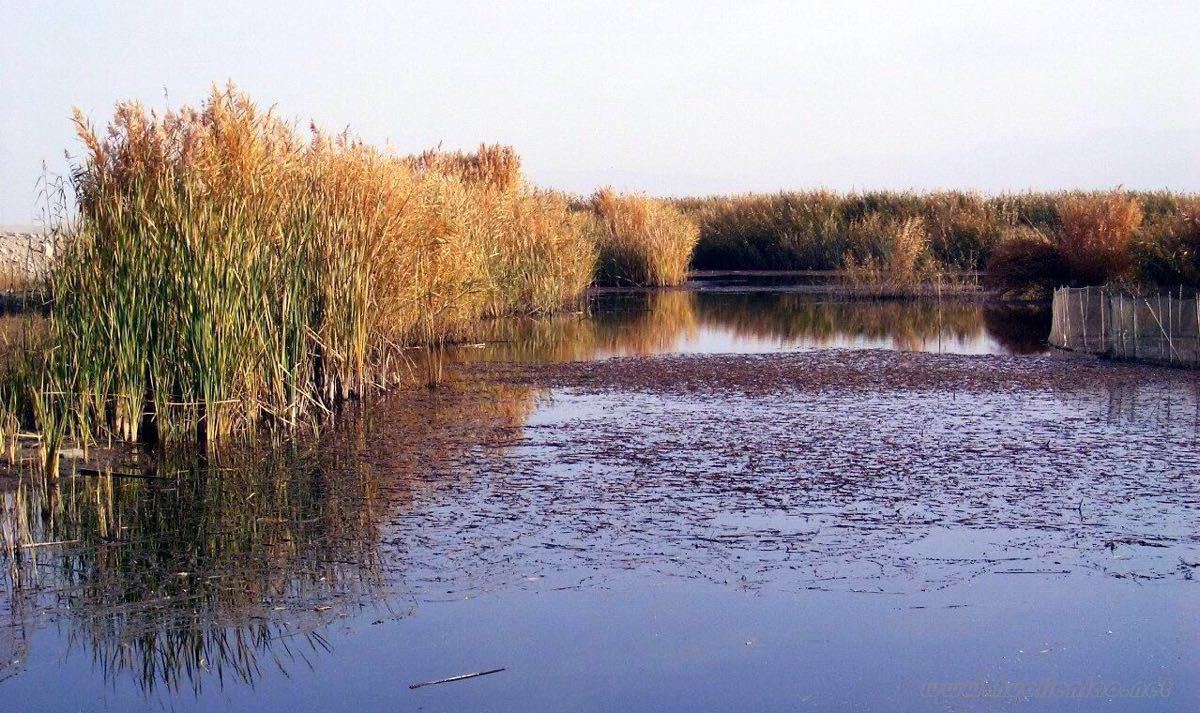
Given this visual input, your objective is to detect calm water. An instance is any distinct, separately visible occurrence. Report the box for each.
[477,286,1052,361]
[2,285,1197,712]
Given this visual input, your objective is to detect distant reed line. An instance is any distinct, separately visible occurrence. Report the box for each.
[675,191,1200,296]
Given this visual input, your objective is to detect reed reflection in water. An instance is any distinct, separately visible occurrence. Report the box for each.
[0,376,539,697]
[471,289,1050,363]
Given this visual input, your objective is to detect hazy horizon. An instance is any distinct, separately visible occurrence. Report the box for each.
[2,0,1197,225]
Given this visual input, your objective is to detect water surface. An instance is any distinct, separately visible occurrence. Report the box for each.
[478,286,1051,361]
[1,285,1195,712]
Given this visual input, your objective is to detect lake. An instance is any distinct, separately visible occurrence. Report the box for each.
[1,280,1196,712]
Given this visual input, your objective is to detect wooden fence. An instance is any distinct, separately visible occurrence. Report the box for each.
[1049,286,1200,367]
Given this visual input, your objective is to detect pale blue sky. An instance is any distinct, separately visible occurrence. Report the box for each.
[2,0,1198,224]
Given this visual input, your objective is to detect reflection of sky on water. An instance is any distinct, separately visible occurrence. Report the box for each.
[596,322,1017,356]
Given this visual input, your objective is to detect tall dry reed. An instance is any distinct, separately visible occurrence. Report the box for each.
[841,216,933,295]
[1,85,599,464]
[680,189,1200,294]
[1055,194,1142,285]
[591,189,698,286]
[984,226,1066,300]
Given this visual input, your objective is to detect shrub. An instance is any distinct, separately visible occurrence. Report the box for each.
[984,226,1067,300]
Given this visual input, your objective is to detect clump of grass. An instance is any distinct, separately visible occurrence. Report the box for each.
[591,189,699,286]
[1134,204,1200,287]
[1056,194,1142,285]
[56,90,434,445]
[0,85,599,465]
[842,216,937,296]
[984,194,1142,297]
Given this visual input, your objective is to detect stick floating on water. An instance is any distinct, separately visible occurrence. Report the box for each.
[19,539,81,549]
[409,668,506,689]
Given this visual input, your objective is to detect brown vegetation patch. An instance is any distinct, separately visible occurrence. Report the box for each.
[484,349,1196,399]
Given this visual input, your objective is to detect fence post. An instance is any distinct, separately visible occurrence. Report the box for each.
[1108,288,1118,355]
[1064,289,1071,348]
[1050,289,1057,346]
[1158,294,1165,362]
[1128,295,1137,360]
[1082,289,1089,351]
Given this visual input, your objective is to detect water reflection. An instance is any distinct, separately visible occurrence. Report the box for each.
[982,304,1053,354]
[0,379,538,697]
[2,290,1196,711]
[3,437,381,697]
[472,290,1050,363]
[686,292,1047,354]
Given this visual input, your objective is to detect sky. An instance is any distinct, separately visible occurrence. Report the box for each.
[2,0,1198,225]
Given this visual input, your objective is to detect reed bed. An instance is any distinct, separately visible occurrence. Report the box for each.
[984,193,1199,299]
[678,190,1200,295]
[678,190,1012,272]
[0,85,601,466]
[591,189,699,286]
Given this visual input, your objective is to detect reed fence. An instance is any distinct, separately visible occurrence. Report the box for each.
[1049,286,1200,367]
